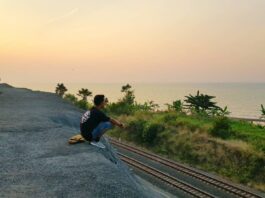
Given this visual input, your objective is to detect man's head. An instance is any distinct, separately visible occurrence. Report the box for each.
[94,94,108,108]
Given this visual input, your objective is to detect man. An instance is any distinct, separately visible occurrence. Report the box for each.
[80,94,124,149]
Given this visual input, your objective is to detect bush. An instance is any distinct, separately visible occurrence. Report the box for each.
[210,117,233,139]
[127,119,147,143]
[75,100,92,110]
[106,102,135,115]
[136,101,159,112]
[64,93,78,104]
[210,106,231,117]
[162,113,177,123]
[166,100,183,113]
[142,123,165,146]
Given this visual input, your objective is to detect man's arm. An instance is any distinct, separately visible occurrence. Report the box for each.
[110,118,125,128]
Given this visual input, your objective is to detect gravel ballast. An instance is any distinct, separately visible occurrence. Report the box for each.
[0,84,162,198]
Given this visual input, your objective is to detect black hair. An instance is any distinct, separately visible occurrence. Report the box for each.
[94,95,105,106]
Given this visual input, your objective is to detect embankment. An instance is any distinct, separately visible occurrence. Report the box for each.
[0,84,161,198]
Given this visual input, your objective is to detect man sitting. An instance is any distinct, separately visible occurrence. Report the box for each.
[80,94,124,148]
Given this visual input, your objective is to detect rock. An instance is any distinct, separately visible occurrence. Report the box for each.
[0,84,161,198]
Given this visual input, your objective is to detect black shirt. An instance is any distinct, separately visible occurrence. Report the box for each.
[80,107,110,141]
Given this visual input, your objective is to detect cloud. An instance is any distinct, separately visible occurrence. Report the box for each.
[47,8,79,24]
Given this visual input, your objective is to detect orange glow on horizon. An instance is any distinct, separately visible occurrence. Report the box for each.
[0,0,265,83]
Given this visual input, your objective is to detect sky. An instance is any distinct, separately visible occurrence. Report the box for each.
[0,0,265,84]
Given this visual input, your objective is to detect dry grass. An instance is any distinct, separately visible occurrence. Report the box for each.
[109,112,265,192]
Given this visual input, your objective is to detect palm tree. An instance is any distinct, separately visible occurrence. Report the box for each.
[77,88,92,101]
[55,83,67,97]
[184,90,219,113]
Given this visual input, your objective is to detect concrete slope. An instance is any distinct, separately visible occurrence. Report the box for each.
[0,84,161,198]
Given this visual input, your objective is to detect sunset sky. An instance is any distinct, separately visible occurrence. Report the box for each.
[0,0,265,83]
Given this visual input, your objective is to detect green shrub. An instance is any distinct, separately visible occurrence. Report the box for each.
[142,123,165,146]
[166,100,184,112]
[107,102,135,115]
[210,106,231,117]
[75,100,92,110]
[162,113,177,123]
[210,117,233,139]
[136,101,159,112]
[126,119,147,143]
[64,93,78,104]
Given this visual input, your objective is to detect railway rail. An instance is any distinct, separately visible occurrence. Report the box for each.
[118,153,216,198]
[110,138,263,198]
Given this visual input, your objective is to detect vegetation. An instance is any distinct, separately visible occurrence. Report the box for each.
[59,86,92,110]
[210,106,230,117]
[121,84,135,105]
[210,116,233,139]
[165,100,183,113]
[64,93,78,103]
[55,83,68,97]
[261,104,265,118]
[77,88,92,101]
[109,112,265,191]
[184,90,219,113]
[60,83,265,191]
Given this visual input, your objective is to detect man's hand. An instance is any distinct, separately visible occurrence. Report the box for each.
[110,118,125,129]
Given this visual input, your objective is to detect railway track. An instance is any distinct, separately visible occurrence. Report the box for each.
[118,153,216,198]
[110,138,263,198]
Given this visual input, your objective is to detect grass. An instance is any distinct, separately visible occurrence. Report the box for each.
[62,85,265,191]
[230,121,265,152]
[108,111,265,191]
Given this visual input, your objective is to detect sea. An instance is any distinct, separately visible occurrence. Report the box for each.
[14,82,265,119]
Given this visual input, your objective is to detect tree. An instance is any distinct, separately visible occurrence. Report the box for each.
[121,84,132,92]
[77,88,92,101]
[184,90,219,114]
[120,83,135,105]
[55,83,67,97]
[165,100,183,112]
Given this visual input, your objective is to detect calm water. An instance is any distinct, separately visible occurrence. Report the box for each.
[15,83,265,118]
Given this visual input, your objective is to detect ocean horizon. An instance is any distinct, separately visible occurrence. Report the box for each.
[12,82,265,119]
